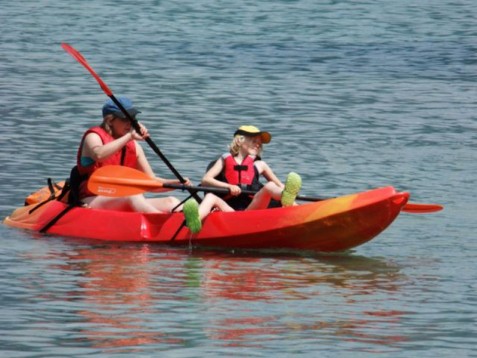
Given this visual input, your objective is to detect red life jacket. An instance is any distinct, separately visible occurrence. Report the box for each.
[76,126,137,198]
[222,154,257,186]
[219,154,263,210]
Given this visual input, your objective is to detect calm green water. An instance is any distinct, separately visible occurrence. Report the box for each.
[1,1,476,356]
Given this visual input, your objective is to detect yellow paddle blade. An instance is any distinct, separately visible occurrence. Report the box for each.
[88,165,163,197]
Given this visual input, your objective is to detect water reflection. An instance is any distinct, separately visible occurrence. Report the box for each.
[52,244,181,350]
[200,253,404,301]
[24,242,409,351]
[198,252,408,349]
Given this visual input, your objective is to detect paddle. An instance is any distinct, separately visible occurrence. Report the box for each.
[61,43,201,202]
[89,166,443,214]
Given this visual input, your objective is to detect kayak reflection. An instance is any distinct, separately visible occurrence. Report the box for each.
[46,243,409,350]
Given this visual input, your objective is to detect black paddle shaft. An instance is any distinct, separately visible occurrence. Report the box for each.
[109,95,202,202]
[162,182,327,202]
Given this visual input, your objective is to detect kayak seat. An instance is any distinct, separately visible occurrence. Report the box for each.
[67,165,87,207]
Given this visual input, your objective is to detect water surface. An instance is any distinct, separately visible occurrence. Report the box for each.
[1,1,476,356]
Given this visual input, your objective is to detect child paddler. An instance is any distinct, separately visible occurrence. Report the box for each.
[183,125,302,233]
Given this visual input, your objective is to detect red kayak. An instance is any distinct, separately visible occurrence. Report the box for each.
[4,45,440,253]
[4,185,410,252]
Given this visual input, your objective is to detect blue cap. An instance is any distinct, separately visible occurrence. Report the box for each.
[102,96,140,118]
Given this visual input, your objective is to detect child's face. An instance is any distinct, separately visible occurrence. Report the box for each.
[243,136,262,156]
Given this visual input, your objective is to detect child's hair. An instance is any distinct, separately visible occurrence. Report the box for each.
[229,135,263,157]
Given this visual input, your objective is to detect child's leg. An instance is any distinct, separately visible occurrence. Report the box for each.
[246,182,282,210]
[199,193,234,220]
[246,172,302,210]
[183,194,234,234]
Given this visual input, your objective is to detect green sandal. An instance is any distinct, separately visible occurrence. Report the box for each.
[281,172,302,207]
[183,199,202,234]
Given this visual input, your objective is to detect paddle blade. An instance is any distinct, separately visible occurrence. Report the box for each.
[61,43,113,96]
[402,202,443,214]
[88,165,163,197]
